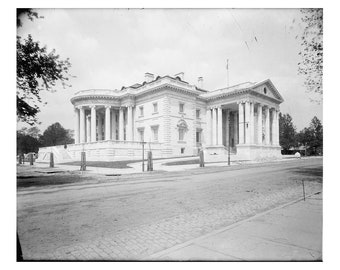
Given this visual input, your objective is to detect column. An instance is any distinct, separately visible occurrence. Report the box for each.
[127,106,131,141]
[90,106,96,142]
[105,105,111,140]
[98,113,102,140]
[276,110,280,146]
[225,109,230,147]
[86,114,91,142]
[271,109,276,145]
[119,107,124,141]
[206,108,212,145]
[257,104,263,144]
[79,106,85,143]
[234,111,238,145]
[212,107,217,145]
[238,102,244,144]
[265,106,270,145]
[74,108,80,144]
[250,102,255,144]
[126,106,132,141]
[217,107,223,145]
[111,109,116,140]
[245,101,251,144]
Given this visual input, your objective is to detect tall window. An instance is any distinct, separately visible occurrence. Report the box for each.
[179,129,185,141]
[153,102,158,113]
[196,131,201,143]
[196,109,200,119]
[139,106,144,117]
[151,126,159,141]
[179,102,184,113]
[139,129,144,142]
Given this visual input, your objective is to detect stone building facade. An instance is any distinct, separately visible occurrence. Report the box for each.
[37,73,283,162]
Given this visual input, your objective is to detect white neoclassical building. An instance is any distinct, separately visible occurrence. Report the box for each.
[37,72,283,162]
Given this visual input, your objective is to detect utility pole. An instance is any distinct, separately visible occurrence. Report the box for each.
[142,140,146,172]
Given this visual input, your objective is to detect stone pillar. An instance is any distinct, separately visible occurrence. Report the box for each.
[238,102,244,144]
[74,108,80,144]
[265,106,270,145]
[90,106,96,142]
[105,105,111,140]
[271,109,275,145]
[119,107,124,141]
[250,102,255,144]
[86,114,91,142]
[212,107,217,145]
[257,104,263,145]
[126,106,132,141]
[79,106,85,143]
[276,110,280,146]
[217,107,223,145]
[244,101,251,144]
[98,113,103,140]
[234,111,238,145]
[206,108,212,145]
[111,109,116,140]
[226,109,230,147]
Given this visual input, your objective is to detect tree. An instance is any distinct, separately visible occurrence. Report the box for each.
[17,9,72,125]
[279,113,297,152]
[296,116,323,155]
[17,128,42,154]
[40,122,74,147]
[297,8,323,103]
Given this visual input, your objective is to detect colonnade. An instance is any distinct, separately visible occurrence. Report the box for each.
[238,101,279,146]
[206,107,238,147]
[206,101,279,147]
[74,105,134,144]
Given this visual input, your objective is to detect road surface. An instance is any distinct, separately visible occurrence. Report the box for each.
[17,157,322,260]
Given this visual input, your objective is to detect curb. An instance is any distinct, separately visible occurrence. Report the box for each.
[146,190,322,260]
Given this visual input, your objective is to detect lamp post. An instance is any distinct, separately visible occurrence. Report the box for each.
[142,140,146,172]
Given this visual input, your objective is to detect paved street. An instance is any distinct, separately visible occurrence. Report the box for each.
[17,157,322,261]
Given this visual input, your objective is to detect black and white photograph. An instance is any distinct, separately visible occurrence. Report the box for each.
[12,3,329,264]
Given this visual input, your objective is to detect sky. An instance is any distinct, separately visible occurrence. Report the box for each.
[17,8,323,132]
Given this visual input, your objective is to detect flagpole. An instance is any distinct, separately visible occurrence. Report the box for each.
[226,59,229,87]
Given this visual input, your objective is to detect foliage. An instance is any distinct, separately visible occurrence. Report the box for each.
[40,122,74,147]
[17,128,41,154]
[17,8,40,28]
[298,8,323,102]
[17,9,72,125]
[296,116,323,155]
[279,113,297,151]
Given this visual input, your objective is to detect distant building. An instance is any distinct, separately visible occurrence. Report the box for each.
[37,73,283,162]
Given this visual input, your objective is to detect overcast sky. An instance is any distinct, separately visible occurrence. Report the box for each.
[17,8,323,132]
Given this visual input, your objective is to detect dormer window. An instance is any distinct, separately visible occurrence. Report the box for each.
[264,87,267,94]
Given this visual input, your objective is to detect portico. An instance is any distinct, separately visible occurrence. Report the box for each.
[74,105,135,144]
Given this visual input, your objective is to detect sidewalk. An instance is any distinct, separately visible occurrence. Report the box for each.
[149,192,322,261]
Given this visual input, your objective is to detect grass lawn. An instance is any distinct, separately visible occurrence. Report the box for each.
[59,160,135,168]
[17,172,93,189]
[164,158,199,166]
[60,156,199,168]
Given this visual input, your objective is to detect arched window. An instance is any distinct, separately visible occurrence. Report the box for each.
[177,119,188,141]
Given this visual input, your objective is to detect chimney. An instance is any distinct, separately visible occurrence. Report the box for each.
[198,77,203,88]
[174,72,184,81]
[145,72,154,83]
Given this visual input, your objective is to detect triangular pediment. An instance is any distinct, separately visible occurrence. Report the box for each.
[251,79,284,102]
